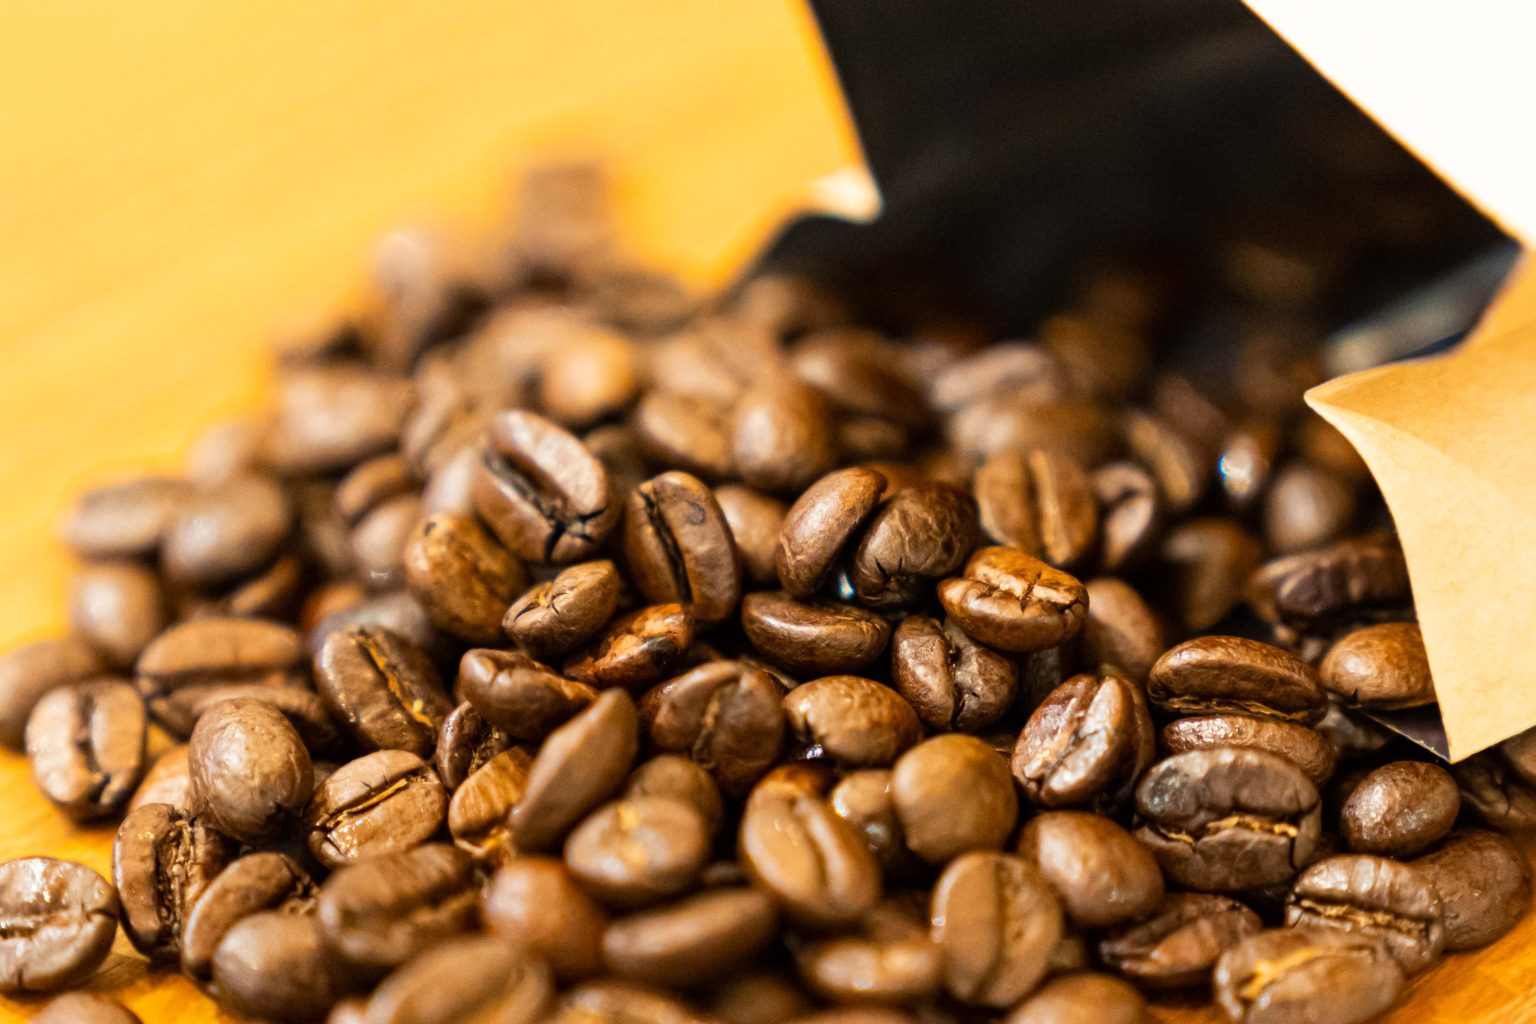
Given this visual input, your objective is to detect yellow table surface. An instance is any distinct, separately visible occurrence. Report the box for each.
[0,3,1530,1020]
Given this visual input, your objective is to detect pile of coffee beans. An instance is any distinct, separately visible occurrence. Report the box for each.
[0,167,1530,1024]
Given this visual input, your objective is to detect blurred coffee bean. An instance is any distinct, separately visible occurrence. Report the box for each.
[362,935,552,1024]
[565,795,710,908]
[1248,531,1410,630]
[739,779,881,929]
[317,843,477,977]
[930,851,1062,1008]
[1213,927,1402,1024]
[603,888,779,988]
[31,994,142,1024]
[890,735,1017,862]
[512,690,639,852]
[484,857,609,982]
[714,486,787,588]
[1078,577,1163,681]
[403,512,528,644]
[731,380,839,495]
[1412,830,1532,950]
[974,449,1096,569]
[775,467,886,599]
[639,661,786,797]
[1098,893,1261,990]
[180,852,315,980]
[1090,462,1162,573]
[1263,461,1358,553]
[68,563,166,668]
[1016,812,1163,928]
[162,473,292,588]
[792,899,941,1004]
[0,638,108,749]
[62,477,189,560]
[211,911,343,1023]
[1154,519,1263,632]
[1002,972,1147,1024]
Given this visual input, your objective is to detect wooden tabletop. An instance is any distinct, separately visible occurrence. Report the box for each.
[0,3,1531,1021]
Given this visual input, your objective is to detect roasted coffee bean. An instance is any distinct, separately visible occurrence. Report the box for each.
[316,843,477,976]
[783,676,922,769]
[189,698,313,845]
[1090,462,1162,573]
[1013,671,1153,809]
[1319,622,1436,709]
[775,467,886,598]
[31,993,142,1024]
[180,852,316,980]
[0,637,107,748]
[741,593,890,677]
[264,364,412,474]
[1161,716,1336,786]
[950,396,1120,469]
[308,589,449,662]
[1284,854,1445,974]
[404,512,528,644]
[1098,893,1261,990]
[539,324,638,427]
[474,409,619,564]
[305,750,447,869]
[565,795,713,908]
[336,454,416,526]
[435,700,514,790]
[1002,972,1147,1024]
[929,341,1062,413]
[131,745,194,813]
[136,617,306,729]
[624,472,742,625]
[1124,411,1208,515]
[315,626,451,755]
[1077,577,1162,681]
[625,755,724,834]
[364,935,553,1024]
[68,562,166,668]
[929,851,1063,1008]
[26,679,146,820]
[161,682,341,752]
[1340,761,1459,856]
[790,329,928,428]
[0,858,118,993]
[1016,812,1163,928]
[1247,531,1410,630]
[163,473,292,587]
[448,747,532,864]
[1213,927,1402,1024]
[565,605,696,690]
[1153,519,1263,632]
[847,486,978,610]
[328,999,371,1024]
[113,804,237,959]
[458,648,598,742]
[715,486,787,588]
[1148,636,1326,724]
[890,615,1016,734]
[484,858,609,982]
[891,735,1017,862]
[828,771,911,873]
[512,690,639,851]
[793,898,942,1004]
[731,379,839,494]
[706,971,812,1024]
[1263,461,1358,554]
[603,888,778,988]
[1134,748,1321,892]
[739,782,882,928]
[1412,830,1533,950]
[1455,751,1536,833]
[1217,421,1280,513]
[639,662,786,797]
[633,391,736,481]
[211,911,342,1023]
[62,477,189,559]
[975,449,1097,569]
[938,547,1087,654]
[504,560,624,659]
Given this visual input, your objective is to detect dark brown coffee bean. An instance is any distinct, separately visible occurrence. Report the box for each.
[706,970,812,1024]
[1124,411,1207,515]
[130,745,194,813]
[365,935,553,1024]
[264,364,412,475]
[305,750,447,869]
[113,804,237,959]
[447,747,531,864]
[929,341,1063,413]
[1013,671,1153,809]
[625,755,724,834]
[891,735,1017,863]
[783,676,922,769]
[1148,636,1326,724]
[504,559,624,659]
[633,391,737,481]
[790,329,928,428]
[930,851,1063,1007]
[793,898,941,1004]
[1247,531,1410,630]
[1153,519,1263,632]
[25,679,145,820]
[624,472,743,624]
[68,562,166,668]
[1412,830,1533,950]
[890,615,1016,733]
[828,770,914,874]
[1263,461,1358,554]
[484,857,609,982]
[1090,462,1162,573]
[1455,751,1536,833]
[435,701,514,790]
[1017,812,1163,928]
[1078,578,1162,681]
[1284,854,1445,974]
[565,796,711,908]
[335,454,415,527]
[739,782,882,928]
[639,662,786,797]
[1161,716,1336,786]
[539,324,638,427]
[473,409,619,564]
[603,888,778,988]
[715,486,787,588]
[0,637,108,748]
[1098,893,1261,990]
[1003,972,1147,1024]
[950,397,1120,470]
[741,592,890,676]
[731,379,839,495]
[403,512,528,644]
[180,852,316,980]
[156,682,341,752]
[1340,761,1459,856]
[136,617,306,729]
[1213,927,1402,1024]
[847,486,979,610]
[1134,748,1321,892]
[189,698,313,845]
[938,547,1087,654]
[0,858,118,993]
[1319,623,1435,710]
[775,467,886,598]
[975,449,1097,569]
[315,626,452,755]
[31,993,142,1024]
[513,690,640,851]
[316,843,476,977]
[565,605,696,690]
[308,589,449,662]
[211,911,342,1023]
[62,477,189,559]
[457,648,598,742]
[164,473,293,589]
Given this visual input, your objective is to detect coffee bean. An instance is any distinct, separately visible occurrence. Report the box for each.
[739,782,882,928]
[783,676,922,769]
[264,364,413,475]
[1002,972,1147,1024]
[1124,411,1208,515]
[180,852,316,980]
[565,796,711,908]
[929,341,1063,413]
[741,592,890,676]
[305,750,447,869]
[1213,927,1402,1024]
[639,662,786,797]
[504,559,624,659]
[113,804,237,959]
[793,898,941,1004]
[447,747,531,864]
[731,379,839,494]
[211,911,343,1023]
[136,617,306,731]
[706,971,812,1024]
[1161,715,1336,786]
[0,637,108,748]
[434,700,514,790]
[1090,462,1162,573]
[828,770,912,874]
[62,477,189,559]
[929,851,1063,1007]
[1017,812,1162,928]
[624,472,742,624]
[484,857,609,981]
[336,454,416,527]
[715,486,787,589]
[157,682,341,752]
[0,858,118,993]
[950,397,1120,470]
[775,467,887,598]
[1412,830,1533,950]
[1263,461,1358,554]
[975,449,1097,569]
[316,843,477,977]
[938,547,1087,653]
[163,473,292,587]
[603,888,779,988]
[1013,671,1153,809]
[315,626,452,755]
[1319,622,1435,709]
[565,605,696,690]
[25,679,146,820]
[1148,636,1326,724]
[1284,854,1445,974]
[458,648,598,742]
[891,735,1017,862]
[1455,751,1536,833]
[31,993,142,1024]
[625,756,724,834]
[1340,761,1458,856]
[1153,519,1263,632]
[130,745,194,813]
[1098,893,1261,990]
[1077,577,1162,682]
[403,512,528,643]
[890,615,1016,733]
[68,562,167,668]
[1247,531,1410,630]
[366,936,553,1024]
[847,486,979,610]
[634,391,737,481]
[539,324,638,427]
[513,690,639,851]
[190,698,314,845]
[308,590,449,662]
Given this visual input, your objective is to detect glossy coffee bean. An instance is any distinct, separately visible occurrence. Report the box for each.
[0,637,108,748]
[564,795,711,908]
[1161,716,1336,786]
[162,473,293,587]
[828,770,910,874]
[315,626,452,756]
[1002,972,1147,1024]
[1098,893,1261,990]
[189,698,314,845]
[602,887,779,988]
[891,615,1015,734]
[1148,636,1326,724]
[1153,519,1262,632]
[975,448,1097,568]
[890,735,1017,863]
[775,467,887,598]
[1013,671,1153,809]
[26,679,146,820]
[434,700,514,790]
[448,747,531,864]
[1077,577,1163,682]
[565,604,696,690]
[484,858,609,981]
[624,472,742,625]
[1091,462,1162,573]
[503,560,624,659]
[403,512,528,644]
[512,690,640,851]
[31,993,142,1024]
[715,486,787,588]
[316,843,477,976]
[362,935,553,1024]
[706,971,812,1024]
[0,858,119,993]
[731,379,839,495]
[1247,531,1410,630]
[793,898,941,1004]
[1214,927,1402,1024]
[1341,761,1458,856]
[930,851,1063,1008]
[1412,830,1533,950]
[458,648,597,743]
[63,477,189,560]
[938,547,1087,654]
[113,804,237,960]
[739,781,882,928]
[130,745,194,813]
[1319,622,1435,710]
[1284,854,1445,974]
[305,750,447,869]
[1016,812,1163,928]
[1263,461,1358,554]
[783,676,922,769]
[741,592,890,676]
[847,486,979,610]
[136,617,306,730]
[625,756,724,834]
[211,911,342,1023]
[180,852,316,980]
[68,562,167,668]
[639,662,786,797]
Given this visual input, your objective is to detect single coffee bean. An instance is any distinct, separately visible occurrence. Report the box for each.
[504,559,624,659]
[363,935,553,1024]
[565,796,711,908]
[783,676,922,769]
[156,682,341,753]
[1016,812,1163,928]
[26,679,146,820]
[130,745,194,813]
[434,701,513,790]
[775,467,887,598]
[741,592,890,677]
[211,911,342,1023]
[189,698,314,845]
[315,626,453,755]
[731,379,839,494]
[1148,636,1326,723]
[62,476,189,559]
[538,323,638,427]
[938,547,1087,654]
[739,783,882,929]
[30,993,143,1024]
[335,453,415,527]
[263,364,412,474]
[447,747,532,864]
[950,395,1119,469]
[633,391,737,481]
[1499,726,1536,787]
[1412,830,1533,950]
[602,888,779,988]
[1134,747,1321,892]
[1213,927,1403,1024]
[1263,461,1358,554]
[1153,518,1263,632]
[1247,531,1410,630]
[1091,462,1162,573]
[793,898,942,1004]
[1284,854,1445,974]
[305,750,447,869]
[1098,893,1261,990]
[484,857,609,982]
[1216,420,1280,514]
[846,486,979,610]
[890,615,1016,734]
[473,409,619,564]
[928,341,1061,413]
[113,803,237,959]
[0,858,119,993]
[1012,671,1154,809]
[403,512,528,644]
[639,661,786,797]
[1161,716,1337,786]
[624,472,743,625]
[828,770,913,874]
[1341,761,1459,856]
[975,449,1097,569]
[1319,622,1435,710]
[1077,577,1162,682]
[625,755,724,834]
[308,589,449,662]
[1002,972,1147,1024]
[316,843,477,977]
[512,690,640,851]
[890,735,1017,863]
[1124,411,1208,515]
[162,473,293,587]
[790,329,929,429]
[565,604,696,690]
[68,562,167,668]
[929,851,1063,1008]
[706,971,812,1024]
[0,637,108,748]
[715,486,787,589]
[1455,751,1536,833]
[180,852,316,979]
[457,648,598,742]
[136,617,306,730]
